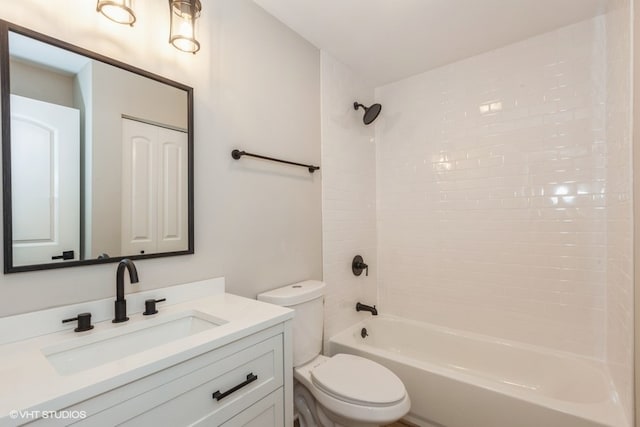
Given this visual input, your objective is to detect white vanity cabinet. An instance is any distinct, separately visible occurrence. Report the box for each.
[219,390,284,427]
[27,324,291,427]
[0,281,294,427]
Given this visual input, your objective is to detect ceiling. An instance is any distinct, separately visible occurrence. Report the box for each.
[253,0,610,87]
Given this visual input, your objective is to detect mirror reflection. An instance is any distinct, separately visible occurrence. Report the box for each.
[4,27,193,272]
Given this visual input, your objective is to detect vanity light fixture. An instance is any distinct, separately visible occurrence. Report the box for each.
[95,0,202,54]
[96,0,136,26]
[169,0,202,54]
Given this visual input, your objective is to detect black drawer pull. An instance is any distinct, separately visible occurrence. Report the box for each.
[212,373,258,401]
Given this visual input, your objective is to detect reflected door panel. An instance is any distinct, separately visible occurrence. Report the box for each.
[10,94,80,265]
[122,120,156,256]
[121,119,187,256]
[132,137,154,242]
[157,128,188,252]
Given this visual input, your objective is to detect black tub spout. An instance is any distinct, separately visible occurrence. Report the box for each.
[356,302,378,316]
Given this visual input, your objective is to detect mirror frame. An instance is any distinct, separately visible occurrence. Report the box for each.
[0,20,194,273]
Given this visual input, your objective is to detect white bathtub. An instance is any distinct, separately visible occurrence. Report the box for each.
[329,316,628,427]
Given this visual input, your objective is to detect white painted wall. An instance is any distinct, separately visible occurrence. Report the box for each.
[634,0,640,421]
[320,52,376,351]
[75,63,93,260]
[9,59,75,108]
[0,0,321,316]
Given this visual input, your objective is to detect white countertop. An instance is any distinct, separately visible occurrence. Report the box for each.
[0,278,293,422]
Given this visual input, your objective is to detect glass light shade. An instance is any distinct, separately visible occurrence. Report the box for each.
[169,0,202,54]
[97,0,136,26]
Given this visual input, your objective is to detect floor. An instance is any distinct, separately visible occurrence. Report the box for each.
[296,418,417,426]
[384,421,419,427]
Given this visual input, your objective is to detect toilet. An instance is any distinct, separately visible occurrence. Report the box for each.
[258,280,410,427]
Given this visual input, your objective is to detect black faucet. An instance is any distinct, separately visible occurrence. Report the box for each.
[356,302,378,316]
[113,259,139,323]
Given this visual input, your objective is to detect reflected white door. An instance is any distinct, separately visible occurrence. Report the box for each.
[121,119,187,256]
[122,120,156,256]
[156,127,188,252]
[10,94,80,266]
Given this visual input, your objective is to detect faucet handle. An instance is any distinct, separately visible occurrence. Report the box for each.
[62,312,94,332]
[143,298,166,315]
[352,255,369,277]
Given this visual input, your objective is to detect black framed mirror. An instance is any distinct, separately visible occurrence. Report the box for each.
[0,20,194,273]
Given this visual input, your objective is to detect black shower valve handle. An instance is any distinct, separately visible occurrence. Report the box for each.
[361,262,369,276]
[352,255,369,277]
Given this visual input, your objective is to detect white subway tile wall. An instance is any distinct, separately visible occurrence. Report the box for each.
[604,0,633,422]
[320,10,632,421]
[321,52,378,351]
[375,16,627,359]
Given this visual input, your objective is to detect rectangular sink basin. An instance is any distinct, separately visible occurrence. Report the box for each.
[43,310,226,375]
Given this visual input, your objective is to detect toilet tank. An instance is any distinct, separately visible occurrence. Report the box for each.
[257,280,326,367]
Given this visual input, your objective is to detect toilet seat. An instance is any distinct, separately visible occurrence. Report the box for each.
[311,354,406,407]
[294,354,411,425]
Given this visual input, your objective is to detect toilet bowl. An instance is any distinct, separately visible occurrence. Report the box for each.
[257,281,410,427]
[294,354,410,427]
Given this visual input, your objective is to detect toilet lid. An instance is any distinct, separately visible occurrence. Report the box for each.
[310,354,406,406]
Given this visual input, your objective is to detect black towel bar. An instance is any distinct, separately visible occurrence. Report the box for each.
[231,149,319,173]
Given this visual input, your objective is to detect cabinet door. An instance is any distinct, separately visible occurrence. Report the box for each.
[217,389,284,427]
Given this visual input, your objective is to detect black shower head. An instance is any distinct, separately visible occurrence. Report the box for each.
[354,102,382,125]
